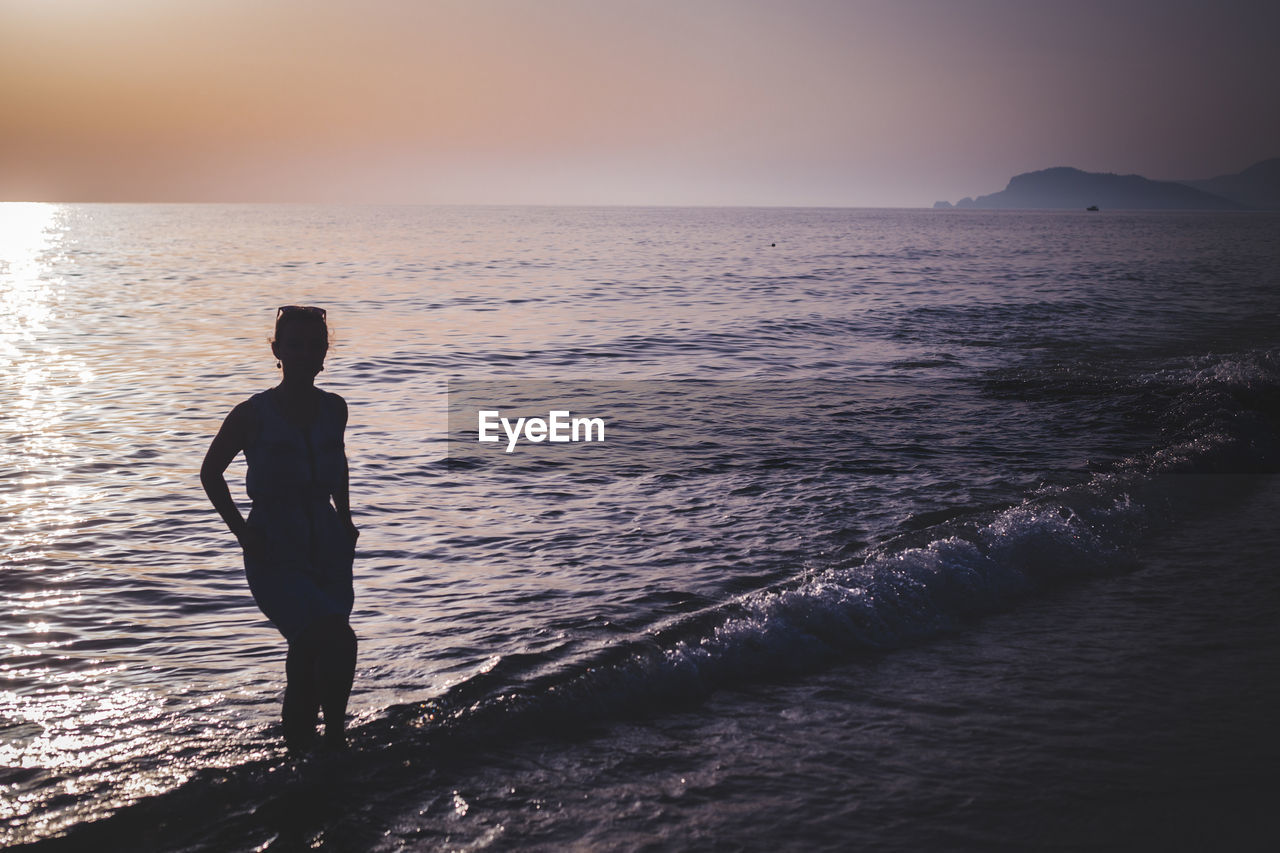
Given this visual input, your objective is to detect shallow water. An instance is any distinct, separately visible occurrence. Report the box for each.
[2,205,1278,849]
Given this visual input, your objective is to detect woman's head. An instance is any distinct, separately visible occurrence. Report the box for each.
[272,305,329,378]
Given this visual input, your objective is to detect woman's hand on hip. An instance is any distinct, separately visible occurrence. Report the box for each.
[236,527,270,561]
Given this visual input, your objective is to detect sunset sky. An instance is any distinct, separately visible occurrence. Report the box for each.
[2,0,1277,206]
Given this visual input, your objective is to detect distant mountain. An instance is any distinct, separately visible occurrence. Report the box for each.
[1179,158,1280,210]
[935,166,1245,211]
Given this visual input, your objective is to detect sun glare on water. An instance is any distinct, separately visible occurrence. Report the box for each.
[0,203,84,545]
[0,202,61,341]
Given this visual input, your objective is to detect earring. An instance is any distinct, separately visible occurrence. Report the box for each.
[276,361,282,368]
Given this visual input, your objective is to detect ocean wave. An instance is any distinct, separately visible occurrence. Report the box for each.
[373,349,1280,742]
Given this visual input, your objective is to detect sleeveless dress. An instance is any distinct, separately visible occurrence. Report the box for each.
[242,389,355,641]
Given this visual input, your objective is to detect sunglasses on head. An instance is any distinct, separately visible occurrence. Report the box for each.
[276,305,327,319]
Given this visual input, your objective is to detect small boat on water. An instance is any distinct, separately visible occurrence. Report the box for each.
[1086,205,1099,211]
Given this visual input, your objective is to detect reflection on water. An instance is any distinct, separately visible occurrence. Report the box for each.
[1,204,95,558]
[0,205,276,842]
[0,204,121,833]
[0,202,61,330]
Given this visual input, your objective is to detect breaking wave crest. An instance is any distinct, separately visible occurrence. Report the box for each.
[382,349,1280,744]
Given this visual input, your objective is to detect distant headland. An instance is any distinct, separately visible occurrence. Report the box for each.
[934,158,1280,210]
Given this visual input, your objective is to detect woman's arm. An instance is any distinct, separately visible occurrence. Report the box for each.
[331,394,359,545]
[201,401,258,549]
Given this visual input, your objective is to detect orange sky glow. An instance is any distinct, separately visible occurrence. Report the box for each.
[2,0,1277,205]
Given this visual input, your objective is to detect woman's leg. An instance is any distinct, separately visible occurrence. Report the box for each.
[282,637,320,752]
[311,616,358,746]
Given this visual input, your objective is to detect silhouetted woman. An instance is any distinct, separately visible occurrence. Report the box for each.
[201,305,358,752]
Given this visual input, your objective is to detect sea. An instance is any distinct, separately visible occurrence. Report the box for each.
[2,204,1278,851]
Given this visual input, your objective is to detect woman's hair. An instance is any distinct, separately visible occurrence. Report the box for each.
[272,305,331,347]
